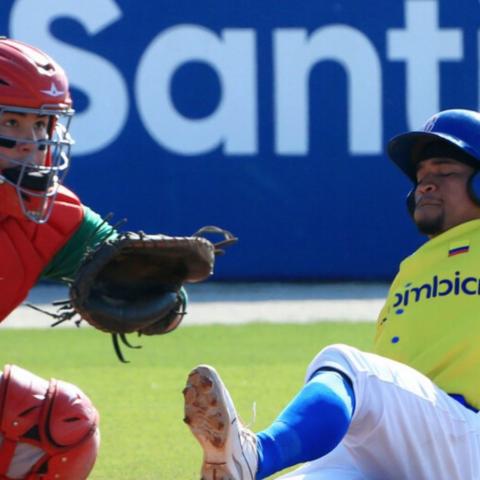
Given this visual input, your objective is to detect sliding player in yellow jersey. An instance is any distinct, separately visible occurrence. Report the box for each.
[184,109,480,479]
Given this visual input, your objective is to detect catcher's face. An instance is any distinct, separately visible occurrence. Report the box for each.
[0,108,73,223]
[0,111,48,169]
[413,157,480,237]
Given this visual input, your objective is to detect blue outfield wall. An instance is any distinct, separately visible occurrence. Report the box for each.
[1,0,479,280]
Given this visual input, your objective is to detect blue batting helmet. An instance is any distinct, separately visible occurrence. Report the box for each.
[388,109,480,181]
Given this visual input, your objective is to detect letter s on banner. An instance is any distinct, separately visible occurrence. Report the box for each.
[9,0,129,156]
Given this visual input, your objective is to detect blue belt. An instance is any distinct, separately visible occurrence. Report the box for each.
[449,394,479,413]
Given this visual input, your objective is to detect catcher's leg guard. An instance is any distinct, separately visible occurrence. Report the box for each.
[0,365,99,479]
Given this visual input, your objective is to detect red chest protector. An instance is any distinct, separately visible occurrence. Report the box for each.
[0,186,84,321]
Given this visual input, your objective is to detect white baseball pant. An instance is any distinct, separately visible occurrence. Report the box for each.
[277,344,480,480]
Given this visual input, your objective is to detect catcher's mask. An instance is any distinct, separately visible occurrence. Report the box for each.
[387,109,480,216]
[0,37,74,223]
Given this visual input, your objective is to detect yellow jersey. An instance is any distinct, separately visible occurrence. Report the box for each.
[374,219,480,410]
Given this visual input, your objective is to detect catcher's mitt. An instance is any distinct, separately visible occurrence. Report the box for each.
[42,226,237,362]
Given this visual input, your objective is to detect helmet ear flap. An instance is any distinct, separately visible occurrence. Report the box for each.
[406,187,416,217]
[468,171,480,205]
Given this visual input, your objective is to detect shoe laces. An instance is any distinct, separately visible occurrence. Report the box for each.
[245,401,257,429]
[239,401,257,450]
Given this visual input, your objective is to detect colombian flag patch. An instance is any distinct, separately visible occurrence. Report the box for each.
[448,241,470,257]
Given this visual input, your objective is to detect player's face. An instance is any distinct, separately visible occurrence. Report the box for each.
[413,157,480,237]
[0,111,48,170]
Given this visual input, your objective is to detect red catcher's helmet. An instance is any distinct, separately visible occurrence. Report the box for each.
[0,37,75,223]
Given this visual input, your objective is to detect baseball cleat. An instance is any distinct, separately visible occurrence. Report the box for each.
[183,365,258,480]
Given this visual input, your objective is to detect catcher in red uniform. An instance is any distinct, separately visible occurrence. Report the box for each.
[0,37,233,479]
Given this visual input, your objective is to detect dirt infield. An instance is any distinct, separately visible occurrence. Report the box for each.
[3,282,388,328]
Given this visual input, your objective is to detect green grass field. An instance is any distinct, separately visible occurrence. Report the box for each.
[0,322,374,479]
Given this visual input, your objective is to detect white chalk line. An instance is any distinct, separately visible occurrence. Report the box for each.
[3,282,387,328]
